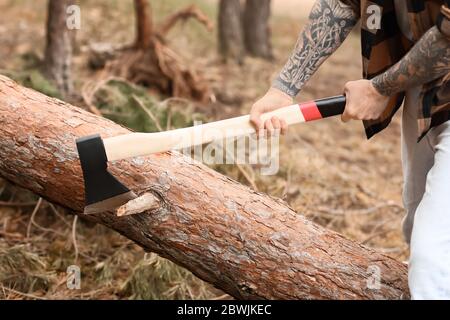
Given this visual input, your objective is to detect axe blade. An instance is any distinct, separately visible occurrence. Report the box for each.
[76,134,136,214]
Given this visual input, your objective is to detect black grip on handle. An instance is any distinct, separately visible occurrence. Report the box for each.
[315,95,346,118]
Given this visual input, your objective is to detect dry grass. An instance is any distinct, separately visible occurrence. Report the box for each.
[0,0,407,299]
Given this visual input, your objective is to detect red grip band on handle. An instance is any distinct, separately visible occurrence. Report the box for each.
[299,101,322,121]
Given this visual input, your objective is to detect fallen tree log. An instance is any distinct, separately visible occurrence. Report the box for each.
[0,75,409,299]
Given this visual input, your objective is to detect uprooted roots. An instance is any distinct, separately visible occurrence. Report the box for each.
[104,43,210,102]
[89,4,213,103]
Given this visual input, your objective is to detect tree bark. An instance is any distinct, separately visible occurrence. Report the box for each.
[0,75,409,300]
[218,0,245,64]
[243,0,273,59]
[44,0,74,97]
[134,0,153,50]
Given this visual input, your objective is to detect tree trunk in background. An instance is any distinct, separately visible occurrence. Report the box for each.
[243,0,273,59]
[134,0,153,50]
[44,0,74,98]
[0,76,410,300]
[218,0,245,63]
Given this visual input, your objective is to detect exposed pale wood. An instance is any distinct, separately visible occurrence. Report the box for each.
[0,76,409,300]
[116,193,160,217]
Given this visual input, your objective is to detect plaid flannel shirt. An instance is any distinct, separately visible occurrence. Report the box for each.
[341,0,450,140]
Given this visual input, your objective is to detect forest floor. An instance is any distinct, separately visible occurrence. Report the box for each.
[0,0,406,299]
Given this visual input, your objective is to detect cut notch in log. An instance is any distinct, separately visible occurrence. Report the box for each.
[116,193,160,217]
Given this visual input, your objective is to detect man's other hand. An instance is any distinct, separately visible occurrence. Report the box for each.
[341,80,390,122]
[250,87,293,136]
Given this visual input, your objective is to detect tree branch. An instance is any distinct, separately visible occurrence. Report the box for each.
[156,4,213,37]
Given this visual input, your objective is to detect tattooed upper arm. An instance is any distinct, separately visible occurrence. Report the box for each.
[371,26,450,97]
[272,0,359,97]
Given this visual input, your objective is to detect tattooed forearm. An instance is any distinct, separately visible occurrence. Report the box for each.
[272,0,358,97]
[372,27,450,96]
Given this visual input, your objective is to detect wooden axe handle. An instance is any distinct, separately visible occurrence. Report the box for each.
[103,95,346,161]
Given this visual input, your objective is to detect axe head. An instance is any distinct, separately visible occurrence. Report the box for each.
[76,134,136,214]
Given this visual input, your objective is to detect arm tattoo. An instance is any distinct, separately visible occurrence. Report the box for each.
[372,27,450,96]
[272,0,358,97]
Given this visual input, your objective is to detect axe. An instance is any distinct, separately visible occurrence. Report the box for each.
[76,95,346,214]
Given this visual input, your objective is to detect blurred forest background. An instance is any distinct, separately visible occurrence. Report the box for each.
[0,0,406,299]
